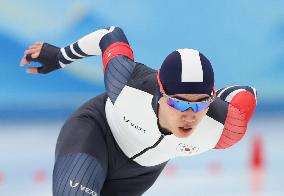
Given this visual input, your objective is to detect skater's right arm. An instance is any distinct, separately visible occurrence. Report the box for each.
[20,26,136,103]
[19,26,132,74]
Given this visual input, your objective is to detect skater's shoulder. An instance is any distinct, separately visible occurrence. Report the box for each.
[131,62,157,78]
[126,62,158,95]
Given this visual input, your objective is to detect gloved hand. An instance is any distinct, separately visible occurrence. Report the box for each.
[20,42,62,74]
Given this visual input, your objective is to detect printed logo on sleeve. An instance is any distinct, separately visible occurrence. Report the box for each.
[70,180,97,196]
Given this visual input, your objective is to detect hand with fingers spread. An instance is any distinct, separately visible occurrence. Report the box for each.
[19,42,62,74]
[20,42,42,66]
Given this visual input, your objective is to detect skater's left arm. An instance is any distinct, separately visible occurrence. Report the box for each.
[207,85,257,149]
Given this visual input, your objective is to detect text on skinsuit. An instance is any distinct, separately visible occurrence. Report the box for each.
[123,116,146,133]
[70,180,97,196]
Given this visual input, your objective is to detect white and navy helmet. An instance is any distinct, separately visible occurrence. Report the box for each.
[158,48,215,96]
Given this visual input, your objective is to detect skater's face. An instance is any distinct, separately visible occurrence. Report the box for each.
[158,93,211,138]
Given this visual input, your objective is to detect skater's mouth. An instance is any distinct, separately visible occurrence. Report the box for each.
[178,127,193,133]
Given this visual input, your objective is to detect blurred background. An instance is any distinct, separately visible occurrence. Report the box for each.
[0,0,283,195]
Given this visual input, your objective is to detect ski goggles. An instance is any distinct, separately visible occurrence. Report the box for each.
[165,94,215,112]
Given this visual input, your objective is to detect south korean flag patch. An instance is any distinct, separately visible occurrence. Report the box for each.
[176,143,200,154]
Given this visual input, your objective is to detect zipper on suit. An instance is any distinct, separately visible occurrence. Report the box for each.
[130,134,165,160]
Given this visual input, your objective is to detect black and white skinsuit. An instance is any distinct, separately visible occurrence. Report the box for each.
[29,26,257,196]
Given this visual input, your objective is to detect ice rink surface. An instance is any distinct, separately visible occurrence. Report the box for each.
[0,115,283,196]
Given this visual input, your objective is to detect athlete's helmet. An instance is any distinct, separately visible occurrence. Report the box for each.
[158,49,215,96]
